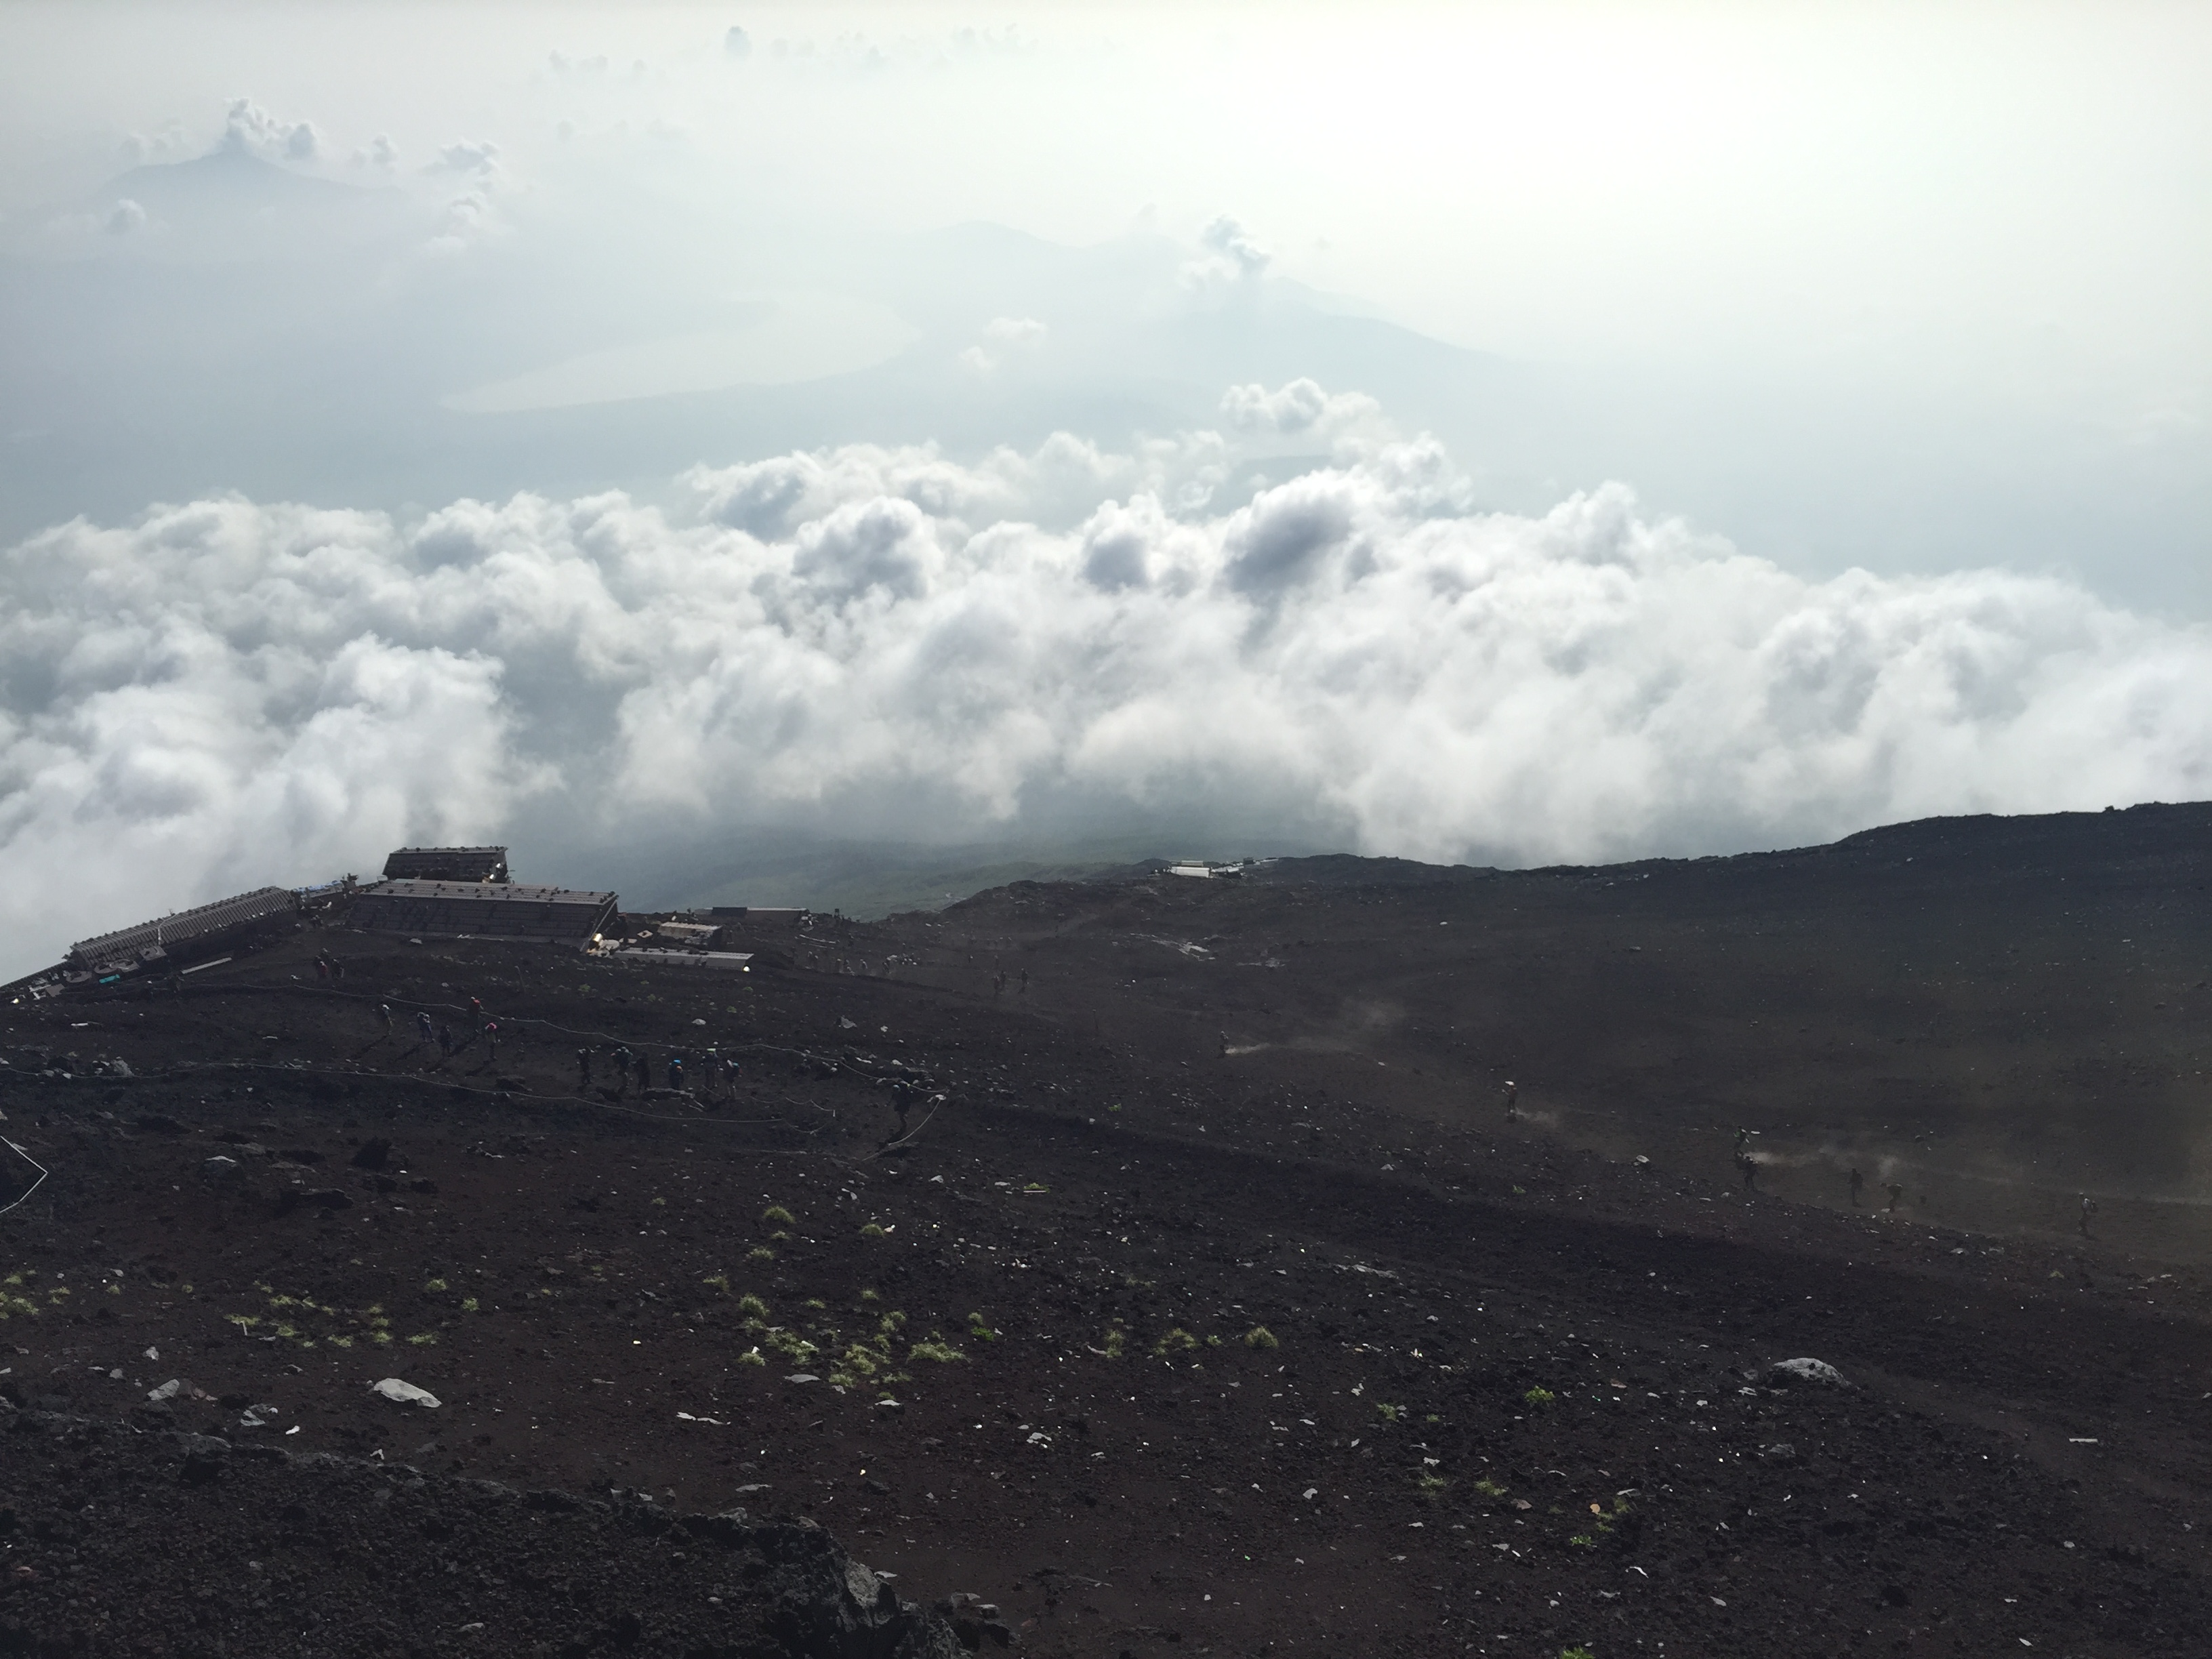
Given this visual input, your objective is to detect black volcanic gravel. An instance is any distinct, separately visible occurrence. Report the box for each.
[4,806,2211,1656]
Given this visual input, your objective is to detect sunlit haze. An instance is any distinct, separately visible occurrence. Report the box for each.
[1,1,2207,975]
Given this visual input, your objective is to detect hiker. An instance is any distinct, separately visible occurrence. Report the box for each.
[722,1054,740,1094]
[613,1046,632,1092]
[635,1051,653,1091]
[1734,1126,1753,1156]
[314,957,330,983]
[1502,1080,1518,1122]
[2079,1193,2097,1237]
[468,995,483,1022]
[669,1054,686,1092]
[1884,1181,1904,1213]
[1848,1167,1864,1206]
[436,1023,453,1058]
[1737,1152,1759,1189]
[330,960,345,983]
[577,1046,592,1086]
[415,1011,433,1043]
[483,1020,499,1061]
[377,1002,392,1036]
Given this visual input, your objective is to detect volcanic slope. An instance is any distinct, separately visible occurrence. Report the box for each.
[1,802,2209,1657]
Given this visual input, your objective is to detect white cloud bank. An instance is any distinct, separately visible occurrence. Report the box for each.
[4,382,2209,972]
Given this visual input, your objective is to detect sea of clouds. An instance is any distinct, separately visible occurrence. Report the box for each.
[3,380,2208,973]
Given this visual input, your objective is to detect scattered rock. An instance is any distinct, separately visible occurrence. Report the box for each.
[371,1378,443,1409]
[1765,1357,1850,1389]
[938,1591,1014,1650]
[175,1433,229,1484]
[5,1422,967,1658]
[273,1186,353,1215]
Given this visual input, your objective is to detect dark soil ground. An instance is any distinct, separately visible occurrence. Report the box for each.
[3,802,2210,1658]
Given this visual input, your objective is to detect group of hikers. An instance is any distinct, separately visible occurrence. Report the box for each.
[348,972,503,1065]
[1499,1079,1948,1221]
[1839,1160,1906,1212]
[1498,1080,2110,1237]
[572,1042,742,1099]
[331,957,743,1105]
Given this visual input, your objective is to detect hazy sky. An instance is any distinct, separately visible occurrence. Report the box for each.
[1,2,2208,972]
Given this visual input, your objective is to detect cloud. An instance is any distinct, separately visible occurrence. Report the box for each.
[0,503,536,966]
[724,26,753,58]
[960,315,1048,374]
[1199,215,1269,276]
[4,385,2209,973]
[430,140,501,177]
[216,98,319,162]
[1218,378,1389,461]
[102,199,148,237]
[118,123,193,167]
[351,134,399,171]
[1182,215,1271,295]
